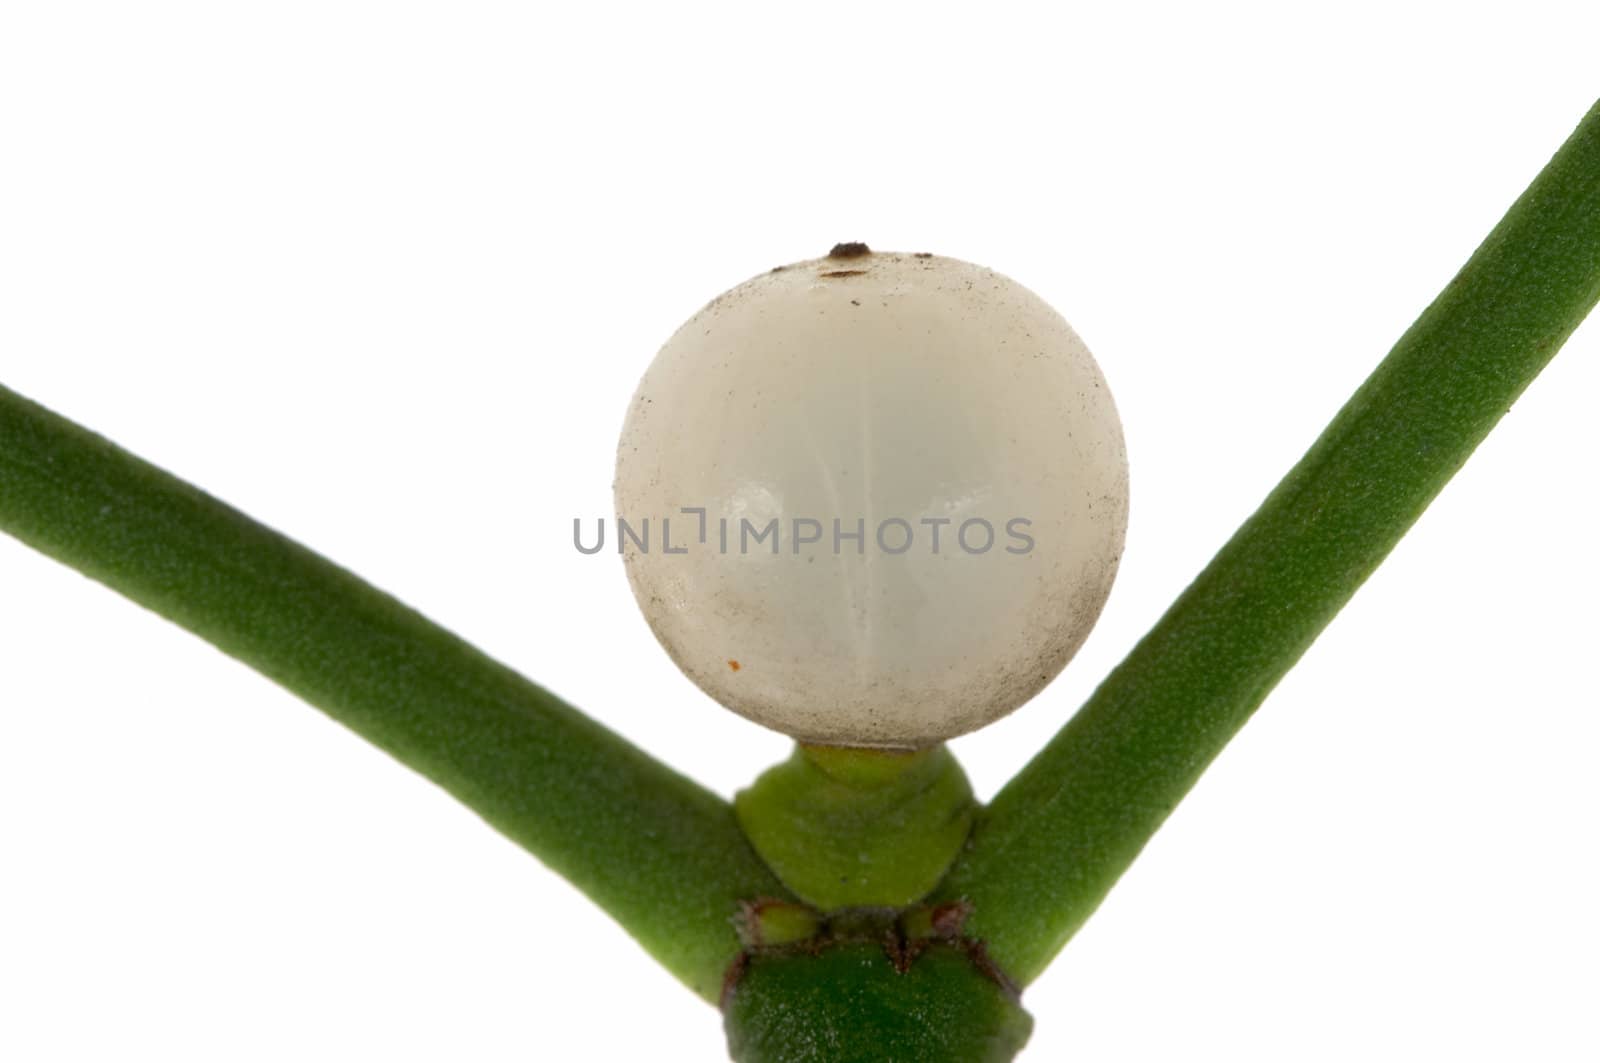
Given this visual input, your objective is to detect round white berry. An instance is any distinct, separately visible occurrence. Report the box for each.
[614,245,1128,748]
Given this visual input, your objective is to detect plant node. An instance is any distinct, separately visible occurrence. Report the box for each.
[734,743,976,910]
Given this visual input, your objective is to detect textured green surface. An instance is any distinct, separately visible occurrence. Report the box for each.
[936,98,1600,986]
[0,384,790,1002]
[735,744,975,909]
[724,943,1032,1063]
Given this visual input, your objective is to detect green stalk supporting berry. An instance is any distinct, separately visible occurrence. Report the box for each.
[934,96,1600,989]
[0,382,791,1003]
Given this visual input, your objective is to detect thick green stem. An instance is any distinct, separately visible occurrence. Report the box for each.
[936,98,1600,986]
[0,385,790,1002]
[724,943,1032,1063]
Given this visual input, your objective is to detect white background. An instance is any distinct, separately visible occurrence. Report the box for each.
[2,3,1597,1061]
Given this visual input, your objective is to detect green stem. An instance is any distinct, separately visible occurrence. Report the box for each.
[935,98,1600,986]
[724,943,1032,1063]
[0,384,789,1002]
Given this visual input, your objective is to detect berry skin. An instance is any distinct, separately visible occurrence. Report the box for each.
[615,246,1128,748]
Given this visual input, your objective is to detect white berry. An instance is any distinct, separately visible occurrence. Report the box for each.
[614,245,1128,748]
